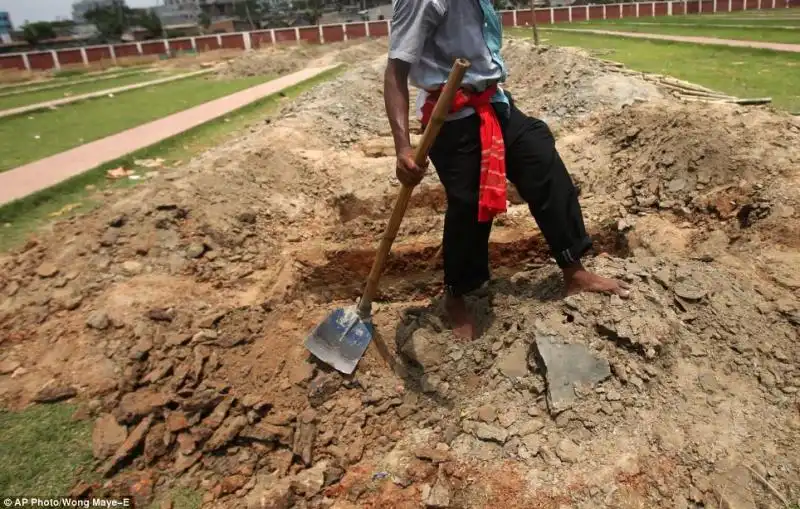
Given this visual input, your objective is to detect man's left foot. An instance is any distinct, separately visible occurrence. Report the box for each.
[563,264,630,298]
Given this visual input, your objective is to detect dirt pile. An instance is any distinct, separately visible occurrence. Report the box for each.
[215,39,388,79]
[502,41,664,123]
[0,37,798,508]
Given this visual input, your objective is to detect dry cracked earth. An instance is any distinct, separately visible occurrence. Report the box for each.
[1,38,799,509]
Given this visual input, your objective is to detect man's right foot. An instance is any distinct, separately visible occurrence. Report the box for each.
[444,294,477,341]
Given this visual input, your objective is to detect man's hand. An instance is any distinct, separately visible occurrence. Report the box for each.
[396,147,428,186]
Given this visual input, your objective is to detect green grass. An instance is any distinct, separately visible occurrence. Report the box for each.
[0,73,271,173]
[0,71,174,111]
[0,66,343,252]
[561,21,800,44]
[0,66,153,92]
[509,29,800,111]
[580,10,800,27]
[0,404,94,496]
[149,488,203,509]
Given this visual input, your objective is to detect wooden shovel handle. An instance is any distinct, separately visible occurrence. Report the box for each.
[357,58,471,318]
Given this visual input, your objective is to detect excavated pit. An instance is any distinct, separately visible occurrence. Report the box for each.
[294,219,630,303]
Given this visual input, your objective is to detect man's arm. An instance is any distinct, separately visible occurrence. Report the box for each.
[385,0,445,185]
[384,59,412,155]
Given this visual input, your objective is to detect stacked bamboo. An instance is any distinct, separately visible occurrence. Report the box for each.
[594,58,772,106]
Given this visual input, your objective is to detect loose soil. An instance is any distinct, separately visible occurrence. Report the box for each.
[0,39,798,509]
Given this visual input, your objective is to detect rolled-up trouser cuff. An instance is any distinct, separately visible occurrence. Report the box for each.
[553,236,593,268]
[444,274,489,298]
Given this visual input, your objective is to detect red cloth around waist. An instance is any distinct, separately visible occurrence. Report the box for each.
[421,84,507,223]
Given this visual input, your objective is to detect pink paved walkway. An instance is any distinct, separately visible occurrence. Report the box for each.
[0,65,339,206]
[547,28,800,52]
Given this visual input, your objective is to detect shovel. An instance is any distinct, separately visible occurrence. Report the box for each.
[304,58,471,374]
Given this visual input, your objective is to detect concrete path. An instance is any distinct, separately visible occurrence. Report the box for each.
[0,65,339,206]
[546,27,800,52]
[0,69,212,120]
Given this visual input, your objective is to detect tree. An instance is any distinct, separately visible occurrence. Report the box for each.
[84,0,134,41]
[21,22,57,45]
[133,9,164,39]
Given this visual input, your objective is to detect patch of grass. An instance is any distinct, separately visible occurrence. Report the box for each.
[149,488,203,509]
[0,404,94,497]
[0,66,343,252]
[509,28,800,111]
[0,71,174,111]
[561,22,800,44]
[574,11,800,27]
[0,73,272,172]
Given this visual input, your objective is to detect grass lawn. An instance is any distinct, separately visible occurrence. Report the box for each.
[0,65,153,91]
[580,10,800,27]
[559,21,800,44]
[0,66,343,252]
[0,404,93,497]
[0,73,271,173]
[508,29,800,111]
[0,71,175,111]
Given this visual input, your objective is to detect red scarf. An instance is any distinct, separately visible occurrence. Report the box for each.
[421,84,506,223]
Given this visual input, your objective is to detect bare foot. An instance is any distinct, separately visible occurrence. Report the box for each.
[563,264,631,298]
[444,294,477,341]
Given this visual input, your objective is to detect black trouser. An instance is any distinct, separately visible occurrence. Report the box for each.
[429,95,592,297]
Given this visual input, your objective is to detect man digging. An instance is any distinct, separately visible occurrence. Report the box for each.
[384,0,630,340]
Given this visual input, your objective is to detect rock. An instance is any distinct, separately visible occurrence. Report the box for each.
[534,335,611,414]
[202,397,234,430]
[555,438,581,464]
[290,461,328,497]
[606,390,622,401]
[673,281,706,301]
[129,337,153,361]
[86,311,110,330]
[176,433,197,455]
[402,328,446,371]
[146,308,174,322]
[220,474,248,495]
[203,415,248,451]
[307,372,341,407]
[474,423,508,444]
[165,411,189,433]
[422,474,452,508]
[515,419,545,437]
[415,447,451,464]
[247,476,293,509]
[521,434,541,456]
[173,450,201,474]
[476,404,497,423]
[711,465,757,509]
[100,229,119,247]
[186,243,206,259]
[122,260,144,276]
[141,360,173,385]
[288,361,315,385]
[100,415,154,477]
[293,414,316,466]
[144,423,170,463]
[495,341,529,378]
[36,262,59,278]
[115,389,169,424]
[6,280,20,296]
[241,423,294,446]
[238,212,257,224]
[92,413,128,459]
[108,215,127,228]
[33,384,78,403]
[0,359,21,375]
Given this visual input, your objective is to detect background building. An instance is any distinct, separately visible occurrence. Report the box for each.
[72,0,116,23]
[0,11,12,44]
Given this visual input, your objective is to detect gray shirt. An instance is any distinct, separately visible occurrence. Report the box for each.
[388,0,509,120]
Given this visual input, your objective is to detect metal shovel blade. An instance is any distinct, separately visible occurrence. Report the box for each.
[304,307,374,375]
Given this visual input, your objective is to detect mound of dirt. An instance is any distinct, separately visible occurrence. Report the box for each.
[502,41,664,123]
[0,37,798,509]
[215,39,388,79]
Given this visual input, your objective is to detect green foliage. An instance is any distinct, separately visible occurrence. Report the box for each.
[84,0,133,41]
[21,22,57,45]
